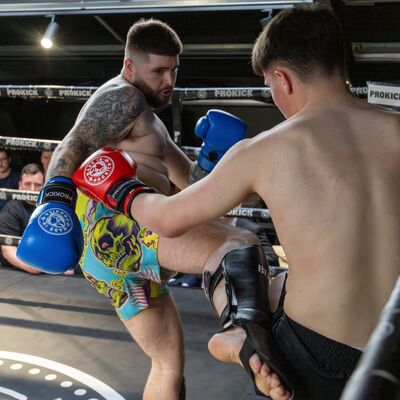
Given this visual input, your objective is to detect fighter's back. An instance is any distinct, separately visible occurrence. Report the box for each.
[255,96,400,347]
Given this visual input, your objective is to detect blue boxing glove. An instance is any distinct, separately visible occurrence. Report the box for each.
[195,109,247,173]
[17,176,83,274]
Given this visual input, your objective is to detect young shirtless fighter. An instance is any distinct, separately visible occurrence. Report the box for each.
[72,5,400,400]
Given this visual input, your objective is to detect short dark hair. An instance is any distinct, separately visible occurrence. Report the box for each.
[0,148,11,158]
[252,5,346,81]
[20,163,43,181]
[125,18,183,58]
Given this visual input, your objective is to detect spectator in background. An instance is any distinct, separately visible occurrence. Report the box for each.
[0,148,20,210]
[40,150,53,175]
[0,163,77,275]
[0,163,44,274]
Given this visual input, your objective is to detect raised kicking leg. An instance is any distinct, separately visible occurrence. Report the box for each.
[204,243,293,400]
[158,220,292,399]
[124,293,185,400]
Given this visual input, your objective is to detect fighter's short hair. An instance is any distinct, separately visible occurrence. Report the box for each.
[125,18,183,59]
[252,5,346,80]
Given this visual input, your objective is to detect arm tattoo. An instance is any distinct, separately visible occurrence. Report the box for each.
[47,85,146,178]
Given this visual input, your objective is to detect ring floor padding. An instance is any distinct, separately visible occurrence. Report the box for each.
[0,269,259,400]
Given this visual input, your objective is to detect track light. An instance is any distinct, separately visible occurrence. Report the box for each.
[41,15,59,49]
[259,10,272,28]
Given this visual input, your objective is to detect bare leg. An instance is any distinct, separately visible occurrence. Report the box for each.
[157,220,253,275]
[124,293,184,400]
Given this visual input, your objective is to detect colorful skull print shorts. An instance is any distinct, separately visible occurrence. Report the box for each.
[75,192,168,321]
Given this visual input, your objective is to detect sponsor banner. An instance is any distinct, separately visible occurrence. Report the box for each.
[0,189,38,202]
[0,85,97,100]
[225,207,271,220]
[3,137,41,149]
[0,85,368,103]
[176,87,272,102]
[11,192,38,202]
[0,136,60,151]
[57,88,94,98]
[214,88,255,98]
[368,82,400,110]
[6,88,39,97]
[350,86,368,97]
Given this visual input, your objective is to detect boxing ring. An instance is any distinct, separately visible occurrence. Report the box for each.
[0,268,259,400]
[0,84,282,400]
[0,83,398,400]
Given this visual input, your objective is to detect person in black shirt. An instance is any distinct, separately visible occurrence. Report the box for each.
[0,163,43,274]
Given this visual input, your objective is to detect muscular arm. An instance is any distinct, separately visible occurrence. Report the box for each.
[47,85,147,179]
[164,133,192,190]
[131,139,256,237]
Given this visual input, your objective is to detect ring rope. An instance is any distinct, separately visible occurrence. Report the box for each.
[0,84,367,147]
[0,234,21,247]
[0,188,38,202]
[0,231,286,276]
[0,187,271,222]
[0,136,60,151]
[0,136,272,221]
[0,84,367,102]
[340,277,400,400]
[0,85,97,101]
[0,136,200,156]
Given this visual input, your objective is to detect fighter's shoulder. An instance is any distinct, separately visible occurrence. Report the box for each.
[248,119,301,147]
[90,76,147,108]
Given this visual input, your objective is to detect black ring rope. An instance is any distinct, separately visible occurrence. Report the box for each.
[0,136,60,151]
[340,277,400,400]
[0,84,367,101]
[0,230,286,277]
[0,186,271,222]
[0,188,38,203]
[0,234,21,247]
[0,135,273,221]
[0,84,367,145]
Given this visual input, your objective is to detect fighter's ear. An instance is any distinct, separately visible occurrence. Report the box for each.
[273,68,293,95]
[123,57,135,79]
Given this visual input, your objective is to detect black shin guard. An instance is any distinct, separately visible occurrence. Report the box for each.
[203,245,294,398]
[203,245,270,330]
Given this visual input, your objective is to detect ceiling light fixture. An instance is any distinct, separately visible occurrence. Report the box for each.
[41,15,59,49]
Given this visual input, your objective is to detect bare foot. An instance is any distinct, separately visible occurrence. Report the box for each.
[208,327,291,400]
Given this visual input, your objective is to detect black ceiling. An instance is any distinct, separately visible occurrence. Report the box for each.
[0,2,279,87]
[0,0,398,87]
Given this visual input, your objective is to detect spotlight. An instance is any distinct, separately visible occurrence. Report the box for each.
[41,15,59,49]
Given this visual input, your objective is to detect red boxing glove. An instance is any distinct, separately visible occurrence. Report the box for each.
[72,147,156,218]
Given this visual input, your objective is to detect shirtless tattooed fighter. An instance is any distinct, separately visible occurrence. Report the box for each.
[18,19,293,399]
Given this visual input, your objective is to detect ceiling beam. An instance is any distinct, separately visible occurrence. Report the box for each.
[0,0,309,16]
[0,43,253,59]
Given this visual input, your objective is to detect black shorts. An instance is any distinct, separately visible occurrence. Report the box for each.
[271,278,362,399]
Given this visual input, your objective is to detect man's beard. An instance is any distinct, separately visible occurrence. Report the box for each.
[134,77,171,108]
